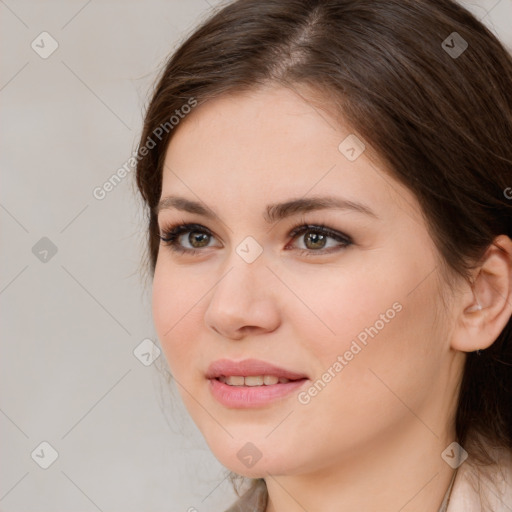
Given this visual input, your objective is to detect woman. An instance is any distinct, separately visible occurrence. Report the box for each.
[135,0,512,510]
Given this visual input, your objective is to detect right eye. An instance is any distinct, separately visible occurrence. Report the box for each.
[159,222,219,255]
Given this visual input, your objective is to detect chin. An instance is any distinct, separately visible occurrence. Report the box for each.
[209,442,300,478]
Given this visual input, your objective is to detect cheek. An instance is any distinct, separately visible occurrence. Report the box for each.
[307,277,442,426]
[284,256,404,357]
[288,307,439,471]
[151,261,204,372]
[294,251,442,408]
[152,262,173,341]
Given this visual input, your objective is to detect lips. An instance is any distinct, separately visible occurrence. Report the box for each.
[206,358,309,408]
[205,358,308,381]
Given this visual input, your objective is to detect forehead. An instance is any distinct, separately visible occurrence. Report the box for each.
[160,86,418,223]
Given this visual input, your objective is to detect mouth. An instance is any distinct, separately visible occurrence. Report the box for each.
[214,375,306,386]
[208,376,308,408]
[206,358,308,381]
[206,359,309,408]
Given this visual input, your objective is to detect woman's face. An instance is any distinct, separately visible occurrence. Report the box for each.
[152,85,464,477]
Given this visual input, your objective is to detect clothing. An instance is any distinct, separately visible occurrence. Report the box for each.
[223,447,512,511]
[445,445,512,511]
[223,479,267,512]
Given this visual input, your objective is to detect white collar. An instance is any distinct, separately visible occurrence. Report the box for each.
[446,446,512,512]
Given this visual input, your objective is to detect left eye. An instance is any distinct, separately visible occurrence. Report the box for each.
[158,222,353,256]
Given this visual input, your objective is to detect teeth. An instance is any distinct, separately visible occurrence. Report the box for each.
[219,375,293,386]
[224,375,245,386]
[245,376,264,386]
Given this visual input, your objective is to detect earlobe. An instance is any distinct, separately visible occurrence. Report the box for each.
[451,234,512,353]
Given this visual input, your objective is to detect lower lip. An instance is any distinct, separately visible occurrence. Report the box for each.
[208,378,308,408]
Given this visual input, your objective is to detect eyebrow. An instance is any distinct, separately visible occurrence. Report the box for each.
[154,195,378,223]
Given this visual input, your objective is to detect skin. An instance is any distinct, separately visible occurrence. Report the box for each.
[152,84,512,512]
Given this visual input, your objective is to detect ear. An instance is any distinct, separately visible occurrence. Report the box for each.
[451,234,512,352]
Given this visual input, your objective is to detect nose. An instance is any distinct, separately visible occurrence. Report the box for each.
[203,253,281,340]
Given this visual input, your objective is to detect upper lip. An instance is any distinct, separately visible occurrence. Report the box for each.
[206,358,308,380]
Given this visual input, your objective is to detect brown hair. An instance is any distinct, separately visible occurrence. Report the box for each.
[135,0,512,500]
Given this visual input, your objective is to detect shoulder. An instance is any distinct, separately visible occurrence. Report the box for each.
[448,441,512,512]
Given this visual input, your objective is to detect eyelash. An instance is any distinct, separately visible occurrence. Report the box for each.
[157,220,353,257]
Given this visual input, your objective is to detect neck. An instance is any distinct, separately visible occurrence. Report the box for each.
[264,420,457,512]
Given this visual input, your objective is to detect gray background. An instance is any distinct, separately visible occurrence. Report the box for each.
[1,1,511,511]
